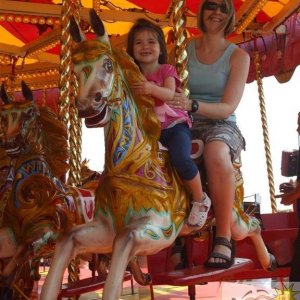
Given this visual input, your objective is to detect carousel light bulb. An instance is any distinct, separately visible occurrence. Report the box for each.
[39,18,46,24]
[47,18,54,25]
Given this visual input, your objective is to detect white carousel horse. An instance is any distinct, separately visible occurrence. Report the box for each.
[39,10,275,300]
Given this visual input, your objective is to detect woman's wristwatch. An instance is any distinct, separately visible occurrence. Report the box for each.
[190,100,199,113]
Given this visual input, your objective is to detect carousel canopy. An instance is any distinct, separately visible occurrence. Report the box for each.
[0,0,300,91]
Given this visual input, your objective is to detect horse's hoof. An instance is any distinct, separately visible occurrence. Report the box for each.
[144,273,152,285]
[0,287,14,300]
[132,272,152,286]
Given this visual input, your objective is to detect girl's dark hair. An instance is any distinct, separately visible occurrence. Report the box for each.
[198,0,235,37]
[127,18,167,65]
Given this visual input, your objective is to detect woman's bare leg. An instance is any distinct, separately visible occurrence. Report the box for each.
[204,141,234,264]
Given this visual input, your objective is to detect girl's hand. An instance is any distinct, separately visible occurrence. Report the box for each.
[131,81,153,95]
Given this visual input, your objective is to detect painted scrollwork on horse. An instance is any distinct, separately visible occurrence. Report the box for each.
[0,82,96,299]
[38,10,276,300]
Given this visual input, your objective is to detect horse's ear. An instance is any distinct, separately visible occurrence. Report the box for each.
[21,81,34,101]
[89,9,111,50]
[70,16,85,43]
[89,9,105,37]
[0,83,10,104]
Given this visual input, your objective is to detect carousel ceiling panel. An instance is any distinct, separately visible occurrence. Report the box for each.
[0,0,300,88]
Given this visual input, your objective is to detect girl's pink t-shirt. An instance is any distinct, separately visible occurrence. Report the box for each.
[146,64,192,130]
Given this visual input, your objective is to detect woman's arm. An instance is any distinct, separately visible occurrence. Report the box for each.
[131,76,176,102]
[172,47,250,119]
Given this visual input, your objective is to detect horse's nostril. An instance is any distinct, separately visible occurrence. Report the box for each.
[95,92,102,102]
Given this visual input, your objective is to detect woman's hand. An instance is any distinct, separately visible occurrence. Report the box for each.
[280,182,300,205]
[170,88,192,111]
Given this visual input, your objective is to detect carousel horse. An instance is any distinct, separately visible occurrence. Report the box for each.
[40,10,275,300]
[0,82,97,299]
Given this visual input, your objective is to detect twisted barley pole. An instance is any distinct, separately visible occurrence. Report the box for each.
[58,0,72,125]
[172,0,189,96]
[59,0,82,187]
[254,51,277,213]
[93,0,101,15]
[67,1,82,187]
[59,0,82,294]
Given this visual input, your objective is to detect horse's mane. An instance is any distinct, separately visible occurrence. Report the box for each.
[112,48,161,140]
[38,106,69,179]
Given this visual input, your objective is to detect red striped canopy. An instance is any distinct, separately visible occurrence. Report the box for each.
[0,0,299,98]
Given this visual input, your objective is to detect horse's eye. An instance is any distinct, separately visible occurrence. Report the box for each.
[95,92,102,102]
[103,59,113,73]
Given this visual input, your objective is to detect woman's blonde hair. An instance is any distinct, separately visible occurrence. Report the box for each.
[197,0,235,37]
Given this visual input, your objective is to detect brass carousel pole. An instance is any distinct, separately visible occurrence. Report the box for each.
[5,57,18,101]
[59,0,82,293]
[59,0,82,186]
[93,0,101,15]
[254,51,277,213]
[171,0,189,96]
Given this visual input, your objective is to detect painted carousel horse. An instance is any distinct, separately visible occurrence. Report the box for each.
[39,10,275,300]
[0,82,97,299]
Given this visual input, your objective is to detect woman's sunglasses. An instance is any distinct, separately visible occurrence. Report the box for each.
[203,1,229,14]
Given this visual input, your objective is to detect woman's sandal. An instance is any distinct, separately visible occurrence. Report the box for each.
[187,192,211,227]
[205,237,235,269]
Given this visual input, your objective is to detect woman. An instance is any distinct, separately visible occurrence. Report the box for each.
[170,0,250,268]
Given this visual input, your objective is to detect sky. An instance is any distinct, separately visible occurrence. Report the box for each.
[82,67,300,214]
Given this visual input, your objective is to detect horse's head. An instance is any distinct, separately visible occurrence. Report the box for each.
[0,81,39,158]
[70,10,161,168]
[70,10,119,128]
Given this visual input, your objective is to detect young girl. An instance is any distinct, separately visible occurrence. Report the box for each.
[126,18,211,227]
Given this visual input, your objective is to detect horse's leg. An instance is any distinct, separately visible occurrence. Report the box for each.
[231,211,273,270]
[128,256,151,285]
[103,217,177,300]
[40,220,114,300]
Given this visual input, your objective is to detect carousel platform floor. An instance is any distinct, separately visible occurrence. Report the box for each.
[33,258,283,300]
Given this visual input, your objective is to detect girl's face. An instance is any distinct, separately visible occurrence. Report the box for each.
[132,29,161,66]
[202,0,229,34]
